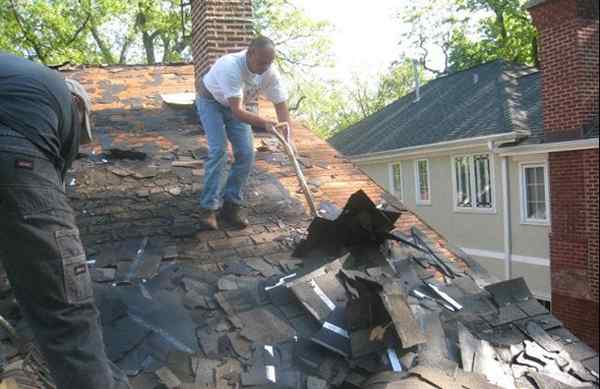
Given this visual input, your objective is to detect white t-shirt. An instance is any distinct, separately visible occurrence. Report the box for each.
[202,50,288,107]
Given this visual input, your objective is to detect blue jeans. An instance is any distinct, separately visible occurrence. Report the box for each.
[195,96,255,210]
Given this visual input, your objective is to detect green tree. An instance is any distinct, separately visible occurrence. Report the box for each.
[448,0,537,71]
[0,0,191,65]
[253,0,333,75]
[398,0,537,74]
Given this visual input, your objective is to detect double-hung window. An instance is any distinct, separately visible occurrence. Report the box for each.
[453,154,494,210]
[389,162,403,201]
[415,159,431,205]
[520,162,549,224]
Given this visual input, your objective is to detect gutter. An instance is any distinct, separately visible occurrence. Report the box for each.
[498,137,599,157]
[349,132,525,164]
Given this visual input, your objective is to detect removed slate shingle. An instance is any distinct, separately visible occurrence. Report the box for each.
[91,267,116,283]
[191,357,220,385]
[155,366,182,389]
[484,278,533,307]
[238,306,296,345]
[287,256,348,322]
[246,257,282,278]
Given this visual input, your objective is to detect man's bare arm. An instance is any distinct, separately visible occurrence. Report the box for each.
[228,97,275,129]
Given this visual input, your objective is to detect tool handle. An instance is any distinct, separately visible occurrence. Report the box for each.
[270,122,318,217]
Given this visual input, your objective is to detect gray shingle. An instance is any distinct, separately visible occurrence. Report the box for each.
[329,61,542,156]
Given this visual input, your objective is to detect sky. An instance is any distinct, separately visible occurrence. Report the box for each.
[292,0,446,85]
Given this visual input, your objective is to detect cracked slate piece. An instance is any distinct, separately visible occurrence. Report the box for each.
[457,293,498,316]
[288,313,321,338]
[527,314,563,331]
[246,258,282,278]
[484,278,533,307]
[562,342,598,363]
[525,372,591,389]
[483,324,527,347]
[166,351,195,383]
[196,328,220,358]
[458,322,480,372]
[389,258,421,294]
[287,256,348,323]
[483,304,528,327]
[582,356,599,376]
[91,267,116,283]
[310,306,352,358]
[238,306,296,345]
[349,327,396,359]
[417,312,456,372]
[517,299,549,317]
[191,357,220,386]
[103,315,153,362]
[214,284,268,316]
[227,333,252,360]
[547,327,579,346]
[452,276,484,295]
[379,283,426,349]
[518,321,563,353]
[155,366,182,389]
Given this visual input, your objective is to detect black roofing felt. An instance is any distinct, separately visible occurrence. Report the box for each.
[329,61,543,156]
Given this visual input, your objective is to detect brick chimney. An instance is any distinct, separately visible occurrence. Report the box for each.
[190,0,254,92]
[528,0,599,141]
[528,0,599,351]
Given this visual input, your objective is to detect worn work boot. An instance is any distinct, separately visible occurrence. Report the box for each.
[198,208,219,230]
[221,202,249,229]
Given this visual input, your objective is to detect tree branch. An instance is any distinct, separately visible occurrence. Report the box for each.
[63,12,91,46]
[90,25,116,64]
[9,0,47,62]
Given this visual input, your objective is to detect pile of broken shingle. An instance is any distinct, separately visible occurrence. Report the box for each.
[1,190,598,389]
[94,190,597,389]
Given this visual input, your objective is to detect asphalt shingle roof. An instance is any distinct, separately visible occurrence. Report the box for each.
[329,60,543,156]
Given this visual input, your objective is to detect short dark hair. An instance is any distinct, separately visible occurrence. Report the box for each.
[249,36,275,50]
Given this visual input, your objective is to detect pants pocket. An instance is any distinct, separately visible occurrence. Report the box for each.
[55,229,93,304]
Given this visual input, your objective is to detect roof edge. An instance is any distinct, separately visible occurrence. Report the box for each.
[498,137,599,156]
[348,132,524,163]
[525,0,547,9]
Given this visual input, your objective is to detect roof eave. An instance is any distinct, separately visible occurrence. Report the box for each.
[525,0,547,9]
[347,132,524,164]
[498,137,599,156]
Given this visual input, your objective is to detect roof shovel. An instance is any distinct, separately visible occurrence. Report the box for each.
[270,122,318,217]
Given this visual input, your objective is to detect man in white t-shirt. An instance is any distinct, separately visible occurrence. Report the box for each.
[196,36,291,230]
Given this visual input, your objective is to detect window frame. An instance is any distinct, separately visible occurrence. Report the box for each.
[519,161,551,226]
[414,158,432,206]
[388,162,404,201]
[451,152,497,214]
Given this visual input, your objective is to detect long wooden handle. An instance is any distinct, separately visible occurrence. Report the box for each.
[272,123,318,217]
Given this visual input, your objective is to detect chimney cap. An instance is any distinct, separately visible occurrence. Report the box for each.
[525,0,547,9]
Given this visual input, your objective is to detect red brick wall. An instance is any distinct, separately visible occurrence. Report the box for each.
[530,0,599,141]
[529,0,600,351]
[190,0,253,90]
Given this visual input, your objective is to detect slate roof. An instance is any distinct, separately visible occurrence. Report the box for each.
[0,65,597,389]
[329,60,543,156]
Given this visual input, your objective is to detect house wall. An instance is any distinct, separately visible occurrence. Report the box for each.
[529,0,599,350]
[357,147,551,299]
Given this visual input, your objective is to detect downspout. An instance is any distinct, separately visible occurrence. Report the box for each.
[501,154,513,280]
[491,141,512,280]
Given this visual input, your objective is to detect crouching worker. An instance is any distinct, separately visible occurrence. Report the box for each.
[0,52,130,389]
[196,36,292,230]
